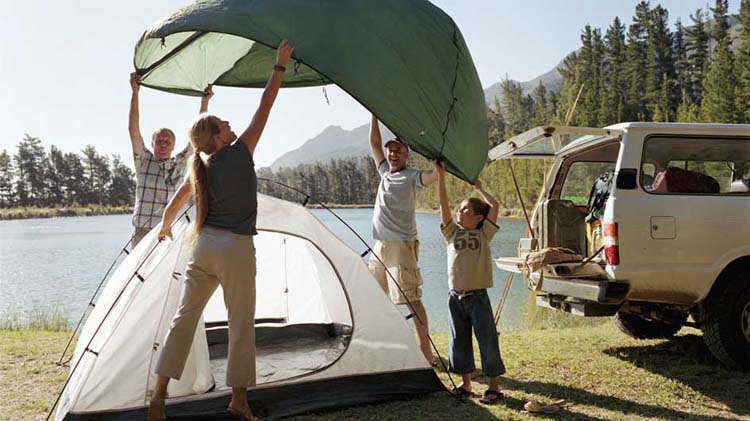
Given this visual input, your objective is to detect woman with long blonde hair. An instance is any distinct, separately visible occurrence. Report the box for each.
[147,40,294,421]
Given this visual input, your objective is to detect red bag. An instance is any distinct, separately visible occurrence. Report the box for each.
[651,166,720,194]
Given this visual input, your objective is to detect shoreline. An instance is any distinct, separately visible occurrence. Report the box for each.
[0,206,133,221]
[0,204,526,221]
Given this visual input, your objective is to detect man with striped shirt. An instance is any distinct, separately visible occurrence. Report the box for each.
[128,73,213,245]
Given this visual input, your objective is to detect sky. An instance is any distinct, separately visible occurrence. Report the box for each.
[0,1,740,168]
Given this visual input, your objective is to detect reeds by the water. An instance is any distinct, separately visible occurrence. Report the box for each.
[0,205,132,221]
[0,306,71,331]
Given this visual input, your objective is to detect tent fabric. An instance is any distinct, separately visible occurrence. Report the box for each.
[133,0,488,181]
[55,194,443,420]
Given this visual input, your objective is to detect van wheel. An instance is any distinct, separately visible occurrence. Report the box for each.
[613,311,683,340]
[702,272,750,370]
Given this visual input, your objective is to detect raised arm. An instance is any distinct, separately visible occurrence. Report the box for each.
[199,85,213,114]
[239,40,294,156]
[474,180,499,223]
[369,114,385,166]
[128,73,144,156]
[434,160,452,226]
[158,178,191,241]
[179,85,214,156]
[420,169,438,186]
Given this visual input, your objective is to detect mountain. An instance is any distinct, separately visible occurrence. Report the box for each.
[482,59,565,106]
[269,123,394,170]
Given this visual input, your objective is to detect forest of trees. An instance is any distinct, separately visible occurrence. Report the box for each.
[260,0,750,211]
[0,135,135,208]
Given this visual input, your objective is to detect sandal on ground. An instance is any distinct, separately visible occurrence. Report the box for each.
[478,390,504,405]
[450,386,474,397]
[146,398,166,421]
[523,399,566,414]
[228,405,261,421]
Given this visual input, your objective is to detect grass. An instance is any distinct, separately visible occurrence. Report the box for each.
[0,205,132,221]
[0,307,70,332]
[3,322,749,421]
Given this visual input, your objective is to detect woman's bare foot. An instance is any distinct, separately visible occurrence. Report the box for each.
[227,404,260,421]
[147,397,165,421]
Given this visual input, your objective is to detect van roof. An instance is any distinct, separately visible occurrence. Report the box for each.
[606,122,750,135]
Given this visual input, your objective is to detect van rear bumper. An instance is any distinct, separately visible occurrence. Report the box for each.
[494,256,629,304]
[532,275,630,304]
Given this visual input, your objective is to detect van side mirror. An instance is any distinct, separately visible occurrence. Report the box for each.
[616,169,638,190]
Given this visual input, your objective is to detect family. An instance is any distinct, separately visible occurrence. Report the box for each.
[129,41,505,421]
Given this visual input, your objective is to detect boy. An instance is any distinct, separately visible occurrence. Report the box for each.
[434,160,505,404]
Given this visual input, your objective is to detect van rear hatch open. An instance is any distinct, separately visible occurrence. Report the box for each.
[489,125,627,315]
[488,125,622,160]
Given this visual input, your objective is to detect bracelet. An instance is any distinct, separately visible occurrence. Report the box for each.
[273,64,286,72]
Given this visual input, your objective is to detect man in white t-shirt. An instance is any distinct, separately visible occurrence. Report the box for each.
[367,114,438,364]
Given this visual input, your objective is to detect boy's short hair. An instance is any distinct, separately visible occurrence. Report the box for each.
[467,197,490,227]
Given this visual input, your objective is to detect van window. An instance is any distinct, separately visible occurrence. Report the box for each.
[641,136,750,194]
[561,162,616,205]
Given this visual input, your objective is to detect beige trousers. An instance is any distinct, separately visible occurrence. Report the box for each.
[155,226,257,388]
[132,227,150,246]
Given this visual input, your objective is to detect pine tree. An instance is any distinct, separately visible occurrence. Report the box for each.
[673,19,690,108]
[487,98,507,146]
[645,5,676,121]
[710,0,730,42]
[686,9,709,105]
[735,0,750,122]
[0,150,14,207]
[109,155,136,206]
[14,134,46,206]
[81,145,112,204]
[624,1,651,121]
[43,146,65,206]
[63,152,86,205]
[500,79,531,136]
[555,51,583,125]
[531,81,553,126]
[701,0,737,122]
[578,25,600,126]
[601,16,627,125]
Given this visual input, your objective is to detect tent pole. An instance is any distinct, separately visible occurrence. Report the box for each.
[57,238,133,366]
[46,210,191,421]
[493,272,514,327]
[507,160,534,239]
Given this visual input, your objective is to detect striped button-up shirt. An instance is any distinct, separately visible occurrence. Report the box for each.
[132,146,188,229]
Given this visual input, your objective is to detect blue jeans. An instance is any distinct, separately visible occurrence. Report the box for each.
[448,289,506,377]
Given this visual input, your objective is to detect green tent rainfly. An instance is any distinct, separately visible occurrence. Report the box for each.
[134,0,488,181]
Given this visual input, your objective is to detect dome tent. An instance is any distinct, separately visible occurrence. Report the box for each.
[54,194,444,420]
[133,0,489,182]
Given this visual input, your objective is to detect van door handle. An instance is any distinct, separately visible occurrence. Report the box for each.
[650,216,676,239]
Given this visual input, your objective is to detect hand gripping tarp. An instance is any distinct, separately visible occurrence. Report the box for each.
[133,0,488,181]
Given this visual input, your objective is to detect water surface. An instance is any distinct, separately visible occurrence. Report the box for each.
[0,210,527,332]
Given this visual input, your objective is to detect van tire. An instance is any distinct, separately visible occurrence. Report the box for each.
[702,273,750,371]
[613,311,682,340]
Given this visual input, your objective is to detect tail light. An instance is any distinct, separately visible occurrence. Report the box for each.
[603,222,620,266]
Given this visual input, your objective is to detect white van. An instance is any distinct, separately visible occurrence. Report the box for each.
[491,123,750,370]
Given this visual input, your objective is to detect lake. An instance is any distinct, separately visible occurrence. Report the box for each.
[0,209,528,333]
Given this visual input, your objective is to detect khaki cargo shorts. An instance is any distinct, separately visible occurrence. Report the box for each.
[368,240,423,305]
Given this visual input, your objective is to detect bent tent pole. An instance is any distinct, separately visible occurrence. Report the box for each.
[257,177,459,394]
[46,209,191,421]
[57,237,134,366]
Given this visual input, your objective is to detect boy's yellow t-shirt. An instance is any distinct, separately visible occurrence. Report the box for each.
[441,219,499,291]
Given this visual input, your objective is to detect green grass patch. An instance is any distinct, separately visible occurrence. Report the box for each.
[3,323,749,420]
[0,205,132,221]
[0,307,71,332]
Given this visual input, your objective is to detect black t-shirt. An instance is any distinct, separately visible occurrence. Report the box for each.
[204,140,258,236]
